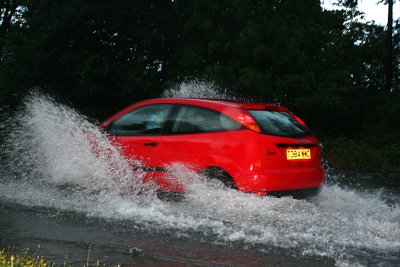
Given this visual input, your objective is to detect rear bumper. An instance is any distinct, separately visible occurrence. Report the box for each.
[236,167,325,193]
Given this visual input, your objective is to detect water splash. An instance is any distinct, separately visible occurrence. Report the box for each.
[0,92,153,198]
[162,79,280,105]
[0,89,399,266]
[162,79,236,99]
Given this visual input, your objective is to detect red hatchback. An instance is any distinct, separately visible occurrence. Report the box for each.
[100,98,324,198]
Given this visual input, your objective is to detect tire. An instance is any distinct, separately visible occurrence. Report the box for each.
[199,167,238,189]
[156,190,185,202]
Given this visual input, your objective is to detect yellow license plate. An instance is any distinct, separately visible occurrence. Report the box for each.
[286,149,311,160]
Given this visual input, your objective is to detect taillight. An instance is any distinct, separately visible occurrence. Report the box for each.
[236,113,261,132]
[223,107,261,133]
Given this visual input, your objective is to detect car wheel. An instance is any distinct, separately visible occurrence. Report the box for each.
[199,167,238,189]
[156,190,185,202]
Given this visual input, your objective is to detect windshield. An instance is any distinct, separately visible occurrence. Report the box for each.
[248,110,312,138]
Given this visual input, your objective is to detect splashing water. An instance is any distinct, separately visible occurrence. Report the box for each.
[0,88,399,266]
[0,92,153,198]
[162,79,236,99]
[162,79,280,105]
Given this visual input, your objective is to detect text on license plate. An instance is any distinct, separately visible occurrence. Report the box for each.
[286,149,311,160]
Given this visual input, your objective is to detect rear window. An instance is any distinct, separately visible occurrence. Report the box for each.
[248,110,312,138]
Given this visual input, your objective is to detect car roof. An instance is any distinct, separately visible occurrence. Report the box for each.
[135,98,286,111]
[100,97,288,127]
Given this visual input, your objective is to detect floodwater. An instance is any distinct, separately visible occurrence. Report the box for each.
[0,87,399,266]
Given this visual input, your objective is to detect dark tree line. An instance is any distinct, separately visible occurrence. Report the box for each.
[1,0,399,170]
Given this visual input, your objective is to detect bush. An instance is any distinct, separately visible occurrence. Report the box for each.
[322,137,400,172]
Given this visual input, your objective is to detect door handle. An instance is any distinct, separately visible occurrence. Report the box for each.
[144,142,158,147]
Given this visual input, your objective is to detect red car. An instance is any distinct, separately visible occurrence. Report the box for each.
[100,98,324,198]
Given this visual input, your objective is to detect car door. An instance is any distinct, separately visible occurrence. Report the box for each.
[162,105,244,173]
[106,104,173,171]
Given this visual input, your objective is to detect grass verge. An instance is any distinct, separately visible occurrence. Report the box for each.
[0,245,52,267]
[0,244,120,267]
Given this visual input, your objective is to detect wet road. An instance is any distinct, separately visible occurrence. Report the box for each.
[0,204,336,266]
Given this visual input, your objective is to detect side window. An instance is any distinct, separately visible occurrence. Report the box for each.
[171,105,242,134]
[108,104,172,136]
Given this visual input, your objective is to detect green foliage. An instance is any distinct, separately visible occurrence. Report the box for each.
[0,0,399,170]
[323,137,400,172]
[0,244,119,267]
[0,245,51,267]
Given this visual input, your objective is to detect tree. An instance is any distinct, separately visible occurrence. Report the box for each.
[385,0,394,91]
[0,0,398,144]
[0,0,177,117]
